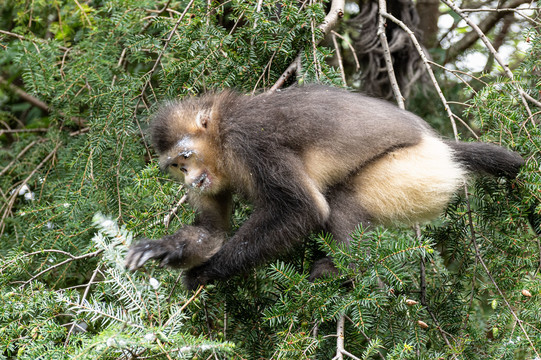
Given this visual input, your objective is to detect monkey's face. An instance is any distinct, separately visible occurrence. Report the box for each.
[157,110,226,194]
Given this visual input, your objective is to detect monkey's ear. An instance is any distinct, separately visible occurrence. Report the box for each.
[195,110,211,130]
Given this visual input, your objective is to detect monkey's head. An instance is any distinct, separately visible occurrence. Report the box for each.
[150,98,228,194]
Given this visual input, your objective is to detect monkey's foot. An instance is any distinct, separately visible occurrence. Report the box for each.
[183,266,213,291]
[309,257,339,282]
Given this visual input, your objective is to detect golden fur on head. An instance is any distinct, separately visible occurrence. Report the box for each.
[354,136,468,225]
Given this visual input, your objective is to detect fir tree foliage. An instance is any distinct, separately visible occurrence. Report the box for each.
[0,0,540,358]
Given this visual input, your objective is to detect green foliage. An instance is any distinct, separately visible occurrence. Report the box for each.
[0,0,540,358]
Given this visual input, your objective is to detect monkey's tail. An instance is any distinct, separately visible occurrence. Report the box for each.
[446,141,525,179]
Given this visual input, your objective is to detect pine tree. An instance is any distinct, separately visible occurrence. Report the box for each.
[1,0,540,358]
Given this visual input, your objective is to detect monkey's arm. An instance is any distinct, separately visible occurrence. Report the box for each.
[125,192,232,271]
[183,155,328,289]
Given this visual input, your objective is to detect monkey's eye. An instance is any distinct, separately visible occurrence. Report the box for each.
[180,167,188,174]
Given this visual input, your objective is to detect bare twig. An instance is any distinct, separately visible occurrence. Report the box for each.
[444,0,532,63]
[378,0,405,108]
[65,265,101,345]
[0,142,62,236]
[21,249,104,287]
[0,128,48,136]
[164,285,204,331]
[382,12,459,139]
[164,193,188,228]
[133,0,195,160]
[0,139,47,178]
[142,0,173,33]
[137,0,195,102]
[0,248,77,272]
[441,0,538,125]
[73,0,92,26]
[331,32,347,86]
[331,31,360,71]
[0,30,69,51]
[461,7,541,26]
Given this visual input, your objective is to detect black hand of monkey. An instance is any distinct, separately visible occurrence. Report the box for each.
[125,238,185,271]
[125,226,224,272]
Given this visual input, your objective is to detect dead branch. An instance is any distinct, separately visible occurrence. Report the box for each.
[332,314,361,360]
[0,76,86,127]
[331,32,347,86]
[441,0,540,124]
[65,265,101,345]
[331,31,360,71]
[0,139,47,178]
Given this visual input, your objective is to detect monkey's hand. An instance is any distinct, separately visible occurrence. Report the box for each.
[125,226,224,271]
[125,238,185,271]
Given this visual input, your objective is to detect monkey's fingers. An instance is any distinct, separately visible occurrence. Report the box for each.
[125,240,167,271]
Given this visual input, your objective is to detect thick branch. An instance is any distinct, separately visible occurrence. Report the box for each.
[0,76,86,126]
[0,76,49,112]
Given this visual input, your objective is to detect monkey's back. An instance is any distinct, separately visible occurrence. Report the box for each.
[216,85,432,192]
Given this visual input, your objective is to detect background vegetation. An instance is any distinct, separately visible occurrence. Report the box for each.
[0,0,540,358]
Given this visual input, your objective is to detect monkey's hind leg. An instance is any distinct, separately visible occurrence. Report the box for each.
[309,185,373,281]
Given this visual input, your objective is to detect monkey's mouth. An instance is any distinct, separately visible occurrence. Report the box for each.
[191,172,211,191]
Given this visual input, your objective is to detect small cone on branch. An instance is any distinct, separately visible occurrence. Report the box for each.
[417,320,429,329]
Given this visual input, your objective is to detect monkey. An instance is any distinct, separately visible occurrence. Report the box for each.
[124,84,524,290]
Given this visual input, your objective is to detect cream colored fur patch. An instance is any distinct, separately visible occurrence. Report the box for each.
[354,136,467,225]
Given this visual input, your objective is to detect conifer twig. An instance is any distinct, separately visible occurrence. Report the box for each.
[464,186,540,357]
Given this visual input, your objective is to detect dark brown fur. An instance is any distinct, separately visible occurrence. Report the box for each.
[125,85,524,289]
